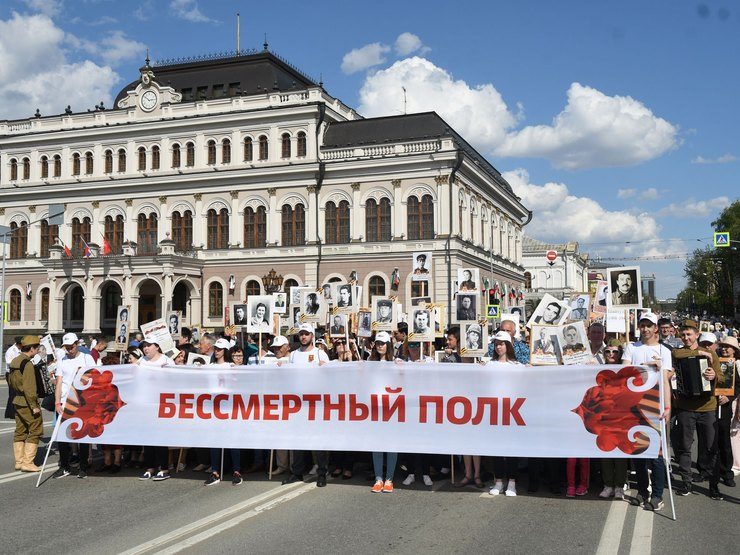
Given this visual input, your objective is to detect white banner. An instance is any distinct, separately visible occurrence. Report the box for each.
[55,363,664,458]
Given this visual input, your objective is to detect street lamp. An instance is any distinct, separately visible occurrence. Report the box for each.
[261,269,284,294]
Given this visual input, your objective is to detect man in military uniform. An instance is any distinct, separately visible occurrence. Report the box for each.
[8,336,43,472]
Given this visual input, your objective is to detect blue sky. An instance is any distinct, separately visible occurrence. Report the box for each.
[1,0,736,297]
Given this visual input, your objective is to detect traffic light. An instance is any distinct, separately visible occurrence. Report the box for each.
[488,288,496,305]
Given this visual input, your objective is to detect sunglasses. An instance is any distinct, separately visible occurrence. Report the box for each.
[604,349,620,354]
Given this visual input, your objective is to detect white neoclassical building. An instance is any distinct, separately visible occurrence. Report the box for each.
[0,48,530,338]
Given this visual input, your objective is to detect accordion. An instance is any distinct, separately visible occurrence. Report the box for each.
[672,354,713,398]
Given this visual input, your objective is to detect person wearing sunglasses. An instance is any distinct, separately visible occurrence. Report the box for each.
[603,341,622,364]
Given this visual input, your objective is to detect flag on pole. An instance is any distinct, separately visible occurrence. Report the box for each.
[101,233,112,256]
[59,238,72,258]
[81,238,93,258]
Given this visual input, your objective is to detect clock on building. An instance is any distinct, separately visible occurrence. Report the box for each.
[139,90,158,112]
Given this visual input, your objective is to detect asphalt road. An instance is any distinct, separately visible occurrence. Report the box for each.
[0,382,737,555]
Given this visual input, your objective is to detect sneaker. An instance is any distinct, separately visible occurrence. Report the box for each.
[566,486,576,498]
[722,475,736,487]
[371,479,384,493]
[422,475,433,487]
[675,481,692,496]
[77,469,87,479]
[614,488,625,500]
[402,474,415,486]
[232,472,243,486]
[204,473,221,486]
[382,480,394,493]
[505,482,517,497]
[599,486,614,499]
[440,467,450,475]
[644,497,664,511]
[152,471,170,481]
[709,485,723,500]
[52,468,71,479]
[138,471,153,480]
[192,463,208,472]
[177,462,186,472]
[308,464,319,476]
[489,481,504,496]
[575,485,588,496]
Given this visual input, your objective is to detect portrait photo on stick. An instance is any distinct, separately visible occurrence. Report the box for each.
[606,266,642,309]
[526,293,571,328]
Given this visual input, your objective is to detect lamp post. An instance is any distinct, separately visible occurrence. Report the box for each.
[261,269,284,295]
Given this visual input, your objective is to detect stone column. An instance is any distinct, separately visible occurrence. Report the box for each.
[91,201,101,246]
[124,198,136,244]
[306,185,317,244]
[434,176,448,237]
[193,193,204,248]
[351,182,362,241]
[158,196,168,242]
[82,275,98,334]
[27,205,41,257]
[230,190,241,247]
[267,188,278,245]
[392,179,403,239]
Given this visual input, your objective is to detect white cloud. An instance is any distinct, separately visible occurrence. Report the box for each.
[640,187,659,200]
[98,30,146,64]
[505,168,662,254]
[21,0,62,17]
[341,42,391,74]
[394,32,429,56]
[133,1,153,21]
[658,197,730,218]
[358,57,519,149]
[495,83,679,169]
[169,0,213,23]
[691,153,737,164]
[618,188,636,199]
[0,13,119,119]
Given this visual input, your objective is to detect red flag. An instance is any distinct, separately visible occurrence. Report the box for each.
[59,238,72,258]
[101,234,112,256]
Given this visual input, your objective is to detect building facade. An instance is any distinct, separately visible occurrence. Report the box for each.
[0,50,530,339]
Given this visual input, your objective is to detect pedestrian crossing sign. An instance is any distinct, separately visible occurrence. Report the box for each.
[713,232,730,248]
[486,304,500,319]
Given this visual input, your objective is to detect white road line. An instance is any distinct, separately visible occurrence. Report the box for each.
[595,494,631,555]
[119,480,314,555]
[629,507,654,555]
[0,463,59,485]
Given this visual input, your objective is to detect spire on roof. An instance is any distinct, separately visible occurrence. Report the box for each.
[263,33,269,51]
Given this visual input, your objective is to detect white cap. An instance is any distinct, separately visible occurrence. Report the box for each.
[270,336,289,347]
[62,332,79,346]
[374,331,391,343]
[214,338,232,350]
[638,312,658,326]
[699,332,717,345]
[297,323,315,334]
[492,331,512,343]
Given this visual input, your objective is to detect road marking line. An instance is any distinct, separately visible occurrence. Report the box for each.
[0,463,59,485]
[595,493,631,555]
[119,480,313,555]
[629,506,654,555]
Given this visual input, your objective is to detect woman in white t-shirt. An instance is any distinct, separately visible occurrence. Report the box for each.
[138,340,173,481]
[139,340,173,367]
[209,338,234,368]
[369,332,398,493]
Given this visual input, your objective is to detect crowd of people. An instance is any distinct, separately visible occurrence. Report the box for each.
[4,311,739,510]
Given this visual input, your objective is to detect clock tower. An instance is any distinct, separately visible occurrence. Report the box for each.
[116,51,182,114]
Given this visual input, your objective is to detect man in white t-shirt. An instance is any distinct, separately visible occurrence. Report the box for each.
[4,336,22,373]
[52,332,96,479]
[621,313,672,512]
[282,324,330,488]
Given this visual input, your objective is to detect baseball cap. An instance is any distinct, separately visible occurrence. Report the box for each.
[374,331,391,343]
[62,332,79,346]
[699,332,717,346]
[214,338,231,350]
[638,313,658,326]
[315,338,327,347]
[298,323,315,334]
[270,336,289,347]
[492,331,511,343]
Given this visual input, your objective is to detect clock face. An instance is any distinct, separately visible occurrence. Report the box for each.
[140,90,158,111]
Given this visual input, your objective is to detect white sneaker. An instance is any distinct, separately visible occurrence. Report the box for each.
[599,486,614,498]
[440,467,450,475]
[489,481,504,496]
[308,464,318,476]
[422,474,433,487]
[505,481,517,497]
[177,462,186,472]
[402,474,415,486]
[614,488,625,500]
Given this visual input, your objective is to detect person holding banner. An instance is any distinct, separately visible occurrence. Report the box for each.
[140,339,172,367]
[487,332,521,497]
[369,332,399,493]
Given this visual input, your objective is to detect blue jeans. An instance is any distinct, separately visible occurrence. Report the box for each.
[634,456,666,499]
[372,452,397,481]
[210,448,241,475]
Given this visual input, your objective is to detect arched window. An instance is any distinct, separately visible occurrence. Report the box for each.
[243,137,253,161]
[40,156,49,179]
[53,155,61,177]
[207,208,229,249]
[72,153,81,176]
[245,280,261,297]
[104,150,113,174]
[22,157,30,180]
[71,216,91,256]
[281,203,305,247]
[9,221,28,259]
[117,148,126,172]
[151,145,160,170]
[171,144,181,168]
[40,288,49,321]
[104,214,124,254]
[186,142,195,166]
[137,212,158,255]
[281,133,291,158]
[207,140,216,165]
[407,194,434,240]
[138,146,147,171]
[222,139,231,164]
[365,197,391,242]
[85,151,93,175]
[524,271,532,290]
[258,135,268,160]
[297,131,307,157]
[369,275,386,297]
[172,210,193,252]
[208,282,223,318]
[244,206,266,248]
[9,289,21,322]
[40,219,58,258]
[10,159,18,181]
[325,200,350,244]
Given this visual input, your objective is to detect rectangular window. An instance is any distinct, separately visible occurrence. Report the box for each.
[196,86,208,100]
[181,88,193,101]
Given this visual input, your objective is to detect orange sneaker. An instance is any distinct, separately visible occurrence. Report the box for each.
[371,479,384,493]
[382,480,394,493]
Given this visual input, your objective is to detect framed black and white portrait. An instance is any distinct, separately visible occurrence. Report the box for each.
[246,295,274,333]
[526,293,571,328]
[556,321,590,365]
[115,305,131,350]
[529,325,560,366]
[300,290,327,324]
[460,322,487,358]
[166,311,182,339]
[568,293,590,321]
[329,313,348,337]
[332,282,356,313]
[411,251,432,282]
[606,266,642,309]
[357,310,373,338]
[454,293,479,323]
[232,303,249,326]
[409,308,434,342]
[372,296,397,331]
[457,268,480,292]
[272,292,287,314]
